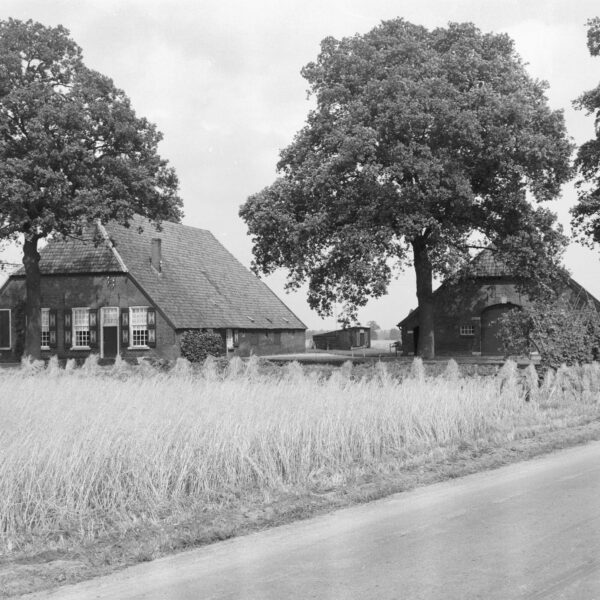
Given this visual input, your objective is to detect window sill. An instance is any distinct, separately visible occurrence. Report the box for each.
[70,346,91,351]
[41,346,51,351]
[127,346,150,350]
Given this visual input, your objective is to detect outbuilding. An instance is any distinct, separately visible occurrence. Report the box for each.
[312,326,371,351]
[397,249,599,357]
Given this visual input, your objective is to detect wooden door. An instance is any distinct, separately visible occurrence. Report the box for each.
[481,304,519,355]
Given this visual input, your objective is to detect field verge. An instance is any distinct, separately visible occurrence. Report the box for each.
[2,358,600,597]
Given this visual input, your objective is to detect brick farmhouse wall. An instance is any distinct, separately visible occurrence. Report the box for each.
[234,329,305,356]
[0,274,306,362]
[0,274,178,362]
[174,329,305,358]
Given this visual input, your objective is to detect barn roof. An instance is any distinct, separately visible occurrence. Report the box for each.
[13,215,305,330]
[468,248,512,277]
[397,248,600,328]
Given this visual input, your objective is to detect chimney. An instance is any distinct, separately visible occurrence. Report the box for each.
[151,238,162,273]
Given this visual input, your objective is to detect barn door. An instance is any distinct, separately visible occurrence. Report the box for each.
[481,304,519,355]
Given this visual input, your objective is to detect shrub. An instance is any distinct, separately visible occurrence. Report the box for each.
[498,296,600,368]
[180,330,224,363]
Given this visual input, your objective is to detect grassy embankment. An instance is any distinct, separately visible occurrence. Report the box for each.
[1,356,600,596]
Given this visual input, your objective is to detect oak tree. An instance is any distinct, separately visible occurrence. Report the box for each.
[240,19,572,357]
[0,19,182,358]
[572,17,600,246]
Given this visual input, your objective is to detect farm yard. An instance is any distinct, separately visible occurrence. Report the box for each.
[2,356,600,596]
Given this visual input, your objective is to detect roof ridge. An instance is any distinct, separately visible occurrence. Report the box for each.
[128,215,211,235]
[96,221,128,272]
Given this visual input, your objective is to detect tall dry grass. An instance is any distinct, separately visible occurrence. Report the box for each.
[1,359,600,551]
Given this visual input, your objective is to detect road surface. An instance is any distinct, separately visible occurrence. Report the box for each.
[25,441,600,599]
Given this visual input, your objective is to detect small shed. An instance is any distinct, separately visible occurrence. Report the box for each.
[312,327,371,351]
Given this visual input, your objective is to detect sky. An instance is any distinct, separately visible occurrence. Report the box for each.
[0,0,600,330]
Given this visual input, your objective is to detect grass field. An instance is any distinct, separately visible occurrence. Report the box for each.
[2,357,600,595]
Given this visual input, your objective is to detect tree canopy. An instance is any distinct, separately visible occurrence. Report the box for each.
[240,19,573,357]
[572,17,600,246]
[0,19,182,357]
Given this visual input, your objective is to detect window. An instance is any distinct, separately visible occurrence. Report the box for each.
[460,325,475,336]
[41,308,50,348]
[130,307,149,347]
[73,308,90,347]
[0,309,10,349]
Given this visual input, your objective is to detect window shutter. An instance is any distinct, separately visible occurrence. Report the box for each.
[0,310,10,349]
[89,309,98,348]
[64,309,72,347]
[49,309,58,349]
[121,308,129,346]
[147,308,156,347]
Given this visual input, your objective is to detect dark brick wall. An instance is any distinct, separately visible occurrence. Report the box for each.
[233,329,305,357]
[0,274,307,362]
[0,274,178,362]
[400,278,524,356]
[174,329,305,358]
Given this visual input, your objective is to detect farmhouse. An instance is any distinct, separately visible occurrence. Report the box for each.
[398,249,599,357]
[0,215,306,361]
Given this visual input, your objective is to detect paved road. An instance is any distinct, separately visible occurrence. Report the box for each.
[26,441,600,599]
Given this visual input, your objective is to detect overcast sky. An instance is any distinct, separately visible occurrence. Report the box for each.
[1,0,600,329]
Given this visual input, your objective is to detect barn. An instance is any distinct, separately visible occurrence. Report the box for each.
[312,326,371,351]
[397,249,599,357]
[0,215,306,361]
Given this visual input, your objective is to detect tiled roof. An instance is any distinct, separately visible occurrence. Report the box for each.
[16,228,124,274]
[468,249,512,277]
[18,215,305,330]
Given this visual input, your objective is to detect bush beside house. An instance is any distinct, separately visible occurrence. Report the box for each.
[180,331,225,363]
[498,298,600,367]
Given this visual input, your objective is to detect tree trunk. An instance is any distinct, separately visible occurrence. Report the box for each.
[412,237,435,359]
[23,236,42,360]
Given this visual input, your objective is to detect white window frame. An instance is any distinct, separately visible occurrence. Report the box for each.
[460,325,475,337]
[41,308,50,349]
[0,309,11,350]
[129,306,150,349]
[72,307,91,349]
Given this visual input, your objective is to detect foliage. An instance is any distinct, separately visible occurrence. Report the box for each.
[240,19,573,358]
[0,19,182,357]
[179,330,224,363]
[497,296,600,367]
[572,17,600,246]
